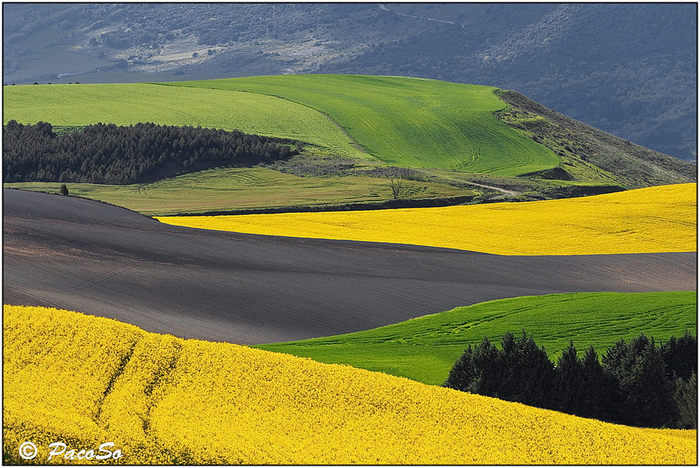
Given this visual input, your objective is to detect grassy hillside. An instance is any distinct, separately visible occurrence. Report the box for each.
[4,304,695,464]
[158,183,697,255]
[2,82,365,159]
[3,75,559,175]
[4,76,692,195]
[4,167,472,216]
[258,292,697,385]
[164,75,559,175]
[497,91,697,188]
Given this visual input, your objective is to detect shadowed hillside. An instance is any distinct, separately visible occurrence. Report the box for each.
[497,91,697,188]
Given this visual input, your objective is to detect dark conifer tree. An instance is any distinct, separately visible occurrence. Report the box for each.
[625,338,677,427]
[470,337,503,396]
[603,335,677,427]
[509,331,554,408]
[674,373,697,429]
[444,344,475,392]
[660,332,697,380]
[601,338,630,382]
[553,341,583,414]
[578,346,624,422]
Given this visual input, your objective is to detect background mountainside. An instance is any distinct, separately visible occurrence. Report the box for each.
[3,3,697,162]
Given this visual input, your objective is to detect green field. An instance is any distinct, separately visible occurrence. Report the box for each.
[257,291,697,385]
[164,75,559,174]
[4,75,559,175]
[2,82,365,159]
[4,167,472,216]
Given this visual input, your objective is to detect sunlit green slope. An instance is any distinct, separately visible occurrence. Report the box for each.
[258,292,697,385]
[166,75,559,174]
[2,82,365,159]
[4,75,559,174]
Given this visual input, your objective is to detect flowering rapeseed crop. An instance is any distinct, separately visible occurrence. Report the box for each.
[4,305,697,464]
[158,183,697,255]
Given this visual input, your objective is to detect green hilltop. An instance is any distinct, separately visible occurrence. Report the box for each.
[4,74,694,201]
[162,75,559,175]
[4,74,558,175]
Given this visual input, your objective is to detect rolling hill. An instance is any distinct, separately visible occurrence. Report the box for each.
[158,183,697,256]
[258,292,697,385]
[161,75,559,174]
[5,189,695,344]
[4,75,693,191]
[4,304,696,464]
[2,82,365,159]
[4,76,558,175]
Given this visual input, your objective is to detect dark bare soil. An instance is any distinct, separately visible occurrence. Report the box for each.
[3,189,696,344]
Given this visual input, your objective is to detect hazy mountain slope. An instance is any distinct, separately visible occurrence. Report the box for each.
[3,3,696,161]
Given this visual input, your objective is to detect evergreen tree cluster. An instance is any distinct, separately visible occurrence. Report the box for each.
[3,121,297,184]
[445,331,697,429]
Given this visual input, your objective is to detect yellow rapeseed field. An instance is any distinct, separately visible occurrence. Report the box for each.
[158,183,697,255]
[4,305,697,465]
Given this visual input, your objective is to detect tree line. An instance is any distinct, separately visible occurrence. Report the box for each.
[3,121,297,184]
[445,331,696,429]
